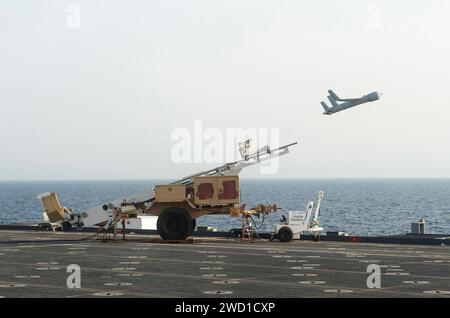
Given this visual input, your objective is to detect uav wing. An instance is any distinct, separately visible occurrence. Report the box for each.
[328,90,361,102]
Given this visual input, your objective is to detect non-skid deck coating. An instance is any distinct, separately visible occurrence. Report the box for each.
[0,230,450,298]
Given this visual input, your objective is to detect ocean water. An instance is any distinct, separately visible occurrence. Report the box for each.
[0,179,449,236]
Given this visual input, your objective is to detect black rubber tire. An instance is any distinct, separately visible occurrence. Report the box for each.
[61,221,72,231]
[192,219,197,232]
[278,226,293,242]
[157,207,193,240]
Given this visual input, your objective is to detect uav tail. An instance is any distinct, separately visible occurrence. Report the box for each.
[328,90,341,101]
[321,102,330,113]
[327,95,339,107]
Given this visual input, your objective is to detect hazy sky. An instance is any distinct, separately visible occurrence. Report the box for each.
[1,0,450,180]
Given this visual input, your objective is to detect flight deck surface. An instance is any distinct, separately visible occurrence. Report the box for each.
[0,229,449,298]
